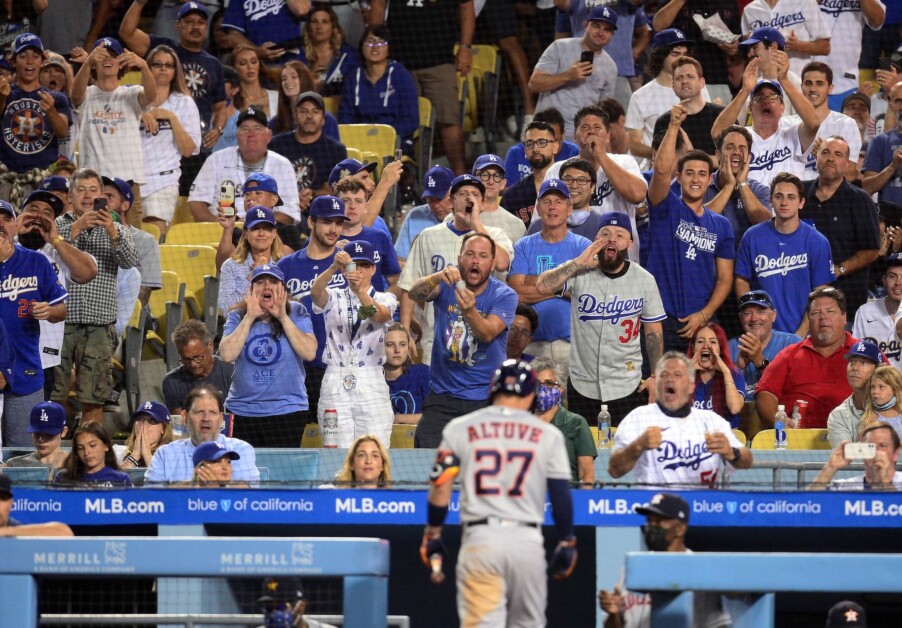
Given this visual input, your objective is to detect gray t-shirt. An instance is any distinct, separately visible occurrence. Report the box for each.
[162,357,235,412]
[129,226,162,289]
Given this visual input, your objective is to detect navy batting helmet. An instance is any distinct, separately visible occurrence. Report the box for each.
[490,360,537,397]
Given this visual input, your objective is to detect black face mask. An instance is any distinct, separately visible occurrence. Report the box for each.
[17,228,45,250]
[641,525,670,551]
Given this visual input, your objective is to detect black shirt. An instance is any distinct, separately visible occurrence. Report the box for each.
[654,103,725,156]
[162,357,235,413]
[386,0,468,69]
[269,132,348,192]
[501,176,539,228]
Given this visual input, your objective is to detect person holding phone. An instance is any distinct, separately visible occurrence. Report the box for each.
[810,421,902,490]
[528,6,618,140]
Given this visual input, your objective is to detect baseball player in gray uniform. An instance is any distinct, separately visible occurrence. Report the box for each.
[536,211,666,424]
[421,360,577,628]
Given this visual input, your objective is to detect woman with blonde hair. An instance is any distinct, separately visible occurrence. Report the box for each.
[115,400,175,469]
[298,4,358,96]
[860,365,902,441]
[218,203,284,313]
[335,435,392,488]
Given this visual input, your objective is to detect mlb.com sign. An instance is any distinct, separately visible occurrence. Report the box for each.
[85,497,165,515]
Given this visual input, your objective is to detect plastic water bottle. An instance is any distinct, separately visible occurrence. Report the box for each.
[597,405,612,449]
[322,409,339,448]
[774,405,788,450]
[170,415,188,440]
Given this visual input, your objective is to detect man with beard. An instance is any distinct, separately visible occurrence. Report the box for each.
[647,102,734,353]
[0,197,68,446]
[277,196,349,433]
[727,290,801,401]
[536,211,665,424]
[399,175,513,364]
[17,189,96,400]
[806,136,881,320]
[598,493,732,628]
[407,232,517,448]
[610,351,752,485]
[502,121,560,227]
[756,287,865,428]
[827,340,882,448]
[509,179,592,385]
[652,56,722,156]
[270,91,348,208]
[735,172,834,336]
[188,107,301,224]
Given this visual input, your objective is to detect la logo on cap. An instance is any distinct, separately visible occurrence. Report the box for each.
[858,342,865,351]
[354,243,363,252]
[261,265,271,271]
[603,8,610,16]
[549,180,558,187]
[675,29,684,38]
[143,401,153,410]
[39,409,49,422]
[257,208,265,218]
[340,169,351,179]
[332,199,340,209]
[427,177,436,187]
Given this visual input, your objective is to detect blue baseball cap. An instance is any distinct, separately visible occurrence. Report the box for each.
[449,174,485,196]
[23,190,65,217]
[740,26,785,49]
[13,33,43,55]
[586,6,618,30]
[472,154,506,175]
[422,165,454,199]
[598,211,633,238]
[28,401,67,435]
[193,441,241,467]
[131,400,171,424]
[94,37,124,56]
[845,340,883,365]
[244,205,277,230]
[102,176,134,205]
[344,240,375,264]
[651,28,694,50]
[328,158,377,188]
[537,178,570,200]
[177,0,209,20]
[884,252,902,268]
[244,172,282,206]
[751,79,783,97]
[309,195,349,220]
[0,200,16,218]
[738,289,775,311]
[251,263,285,284]
[39,175,69,192]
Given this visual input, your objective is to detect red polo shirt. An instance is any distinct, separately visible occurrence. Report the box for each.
[756,332,858,428]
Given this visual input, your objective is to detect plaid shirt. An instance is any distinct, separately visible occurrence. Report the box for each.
[56,213,138,325]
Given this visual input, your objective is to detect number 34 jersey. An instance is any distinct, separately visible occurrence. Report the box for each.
[569,262,666,401]
[439,406,571,525]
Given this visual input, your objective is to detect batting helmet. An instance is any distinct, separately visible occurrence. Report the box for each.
[490,360,537,397]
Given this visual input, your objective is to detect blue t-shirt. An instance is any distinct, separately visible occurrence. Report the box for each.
[149,35,226,127]
[278,249,348,368]
[503,140,580,187]
[394,204,441,260]
[298,43,360,97]
[728,330,801,400]
[269,131,348,192]
[56,467,132,486]
[527,207,608,241]
[430,278,517,400]
[703,172,772,250]
[388,363,430,415]
[692,370,747,428]
[1,85,72,172]
[0,245,68,394]
[863,127,902,206]
[223,301,314,415]
[735,220,834,334]
[222,1,305,62]
[647,190,735,319]
[510,231,592,342]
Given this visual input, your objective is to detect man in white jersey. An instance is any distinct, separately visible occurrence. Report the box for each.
[856,253,902,369]
[712,54,819,187]
[421,360,576,628]
[609,351,752,487]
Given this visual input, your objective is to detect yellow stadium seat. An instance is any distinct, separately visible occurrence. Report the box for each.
[166,222,226,246]
[415,96,436,183]
[171,197,194,227]
[454,44,502,152]
[732,428,748,446]
[338,124,399,168]
[145,270,186,370]
[750,428,831,450]
[140,221,161,243]
[323,95,340,116]
[390,424,417,449]
[159,244,219,336]
[301,422,323,448]
[346,147,363,163]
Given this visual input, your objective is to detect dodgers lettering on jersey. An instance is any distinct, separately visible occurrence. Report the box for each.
[656,437,716,472]
[747,11,805,29]
[819,0,861,16]
[754,251,809,278]
[750,146,793,175]
[862,335,902,364]
[576,293,647,325]
[0,274,39,301]
[244,0,283,21]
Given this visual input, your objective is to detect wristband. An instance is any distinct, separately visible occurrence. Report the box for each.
[730,447,741,464]
[50,235,65,249]
[427,502,449,527]
[427,275,439,288]
[125,455,141,467]
[459,44,472,49]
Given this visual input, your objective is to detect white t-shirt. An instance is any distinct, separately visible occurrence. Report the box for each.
[314,286,398,368]
[781,109,861,175]
[141,91,202,197]
[832,471,902,490]
[79,84,145,183]
[741,0,830,77]
[747,124,806,188]
[813,0,886,94]
[188,147,301,221]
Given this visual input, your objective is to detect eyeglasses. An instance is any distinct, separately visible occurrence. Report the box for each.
[509,325,533,339]
[539,379,561,388]
[150,62,176,70]
[364,40,388,48]
[562,175,593,186]
[752,94,782,104]
[179,354,207,366]
[478,171,504,183]
[523,139,552,150]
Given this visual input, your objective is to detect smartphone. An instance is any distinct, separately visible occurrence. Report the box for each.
[394,148,403,162]
[219,181,236,218]
[580,51,594,65]
[93,197,107,212]
[844,442,876,461]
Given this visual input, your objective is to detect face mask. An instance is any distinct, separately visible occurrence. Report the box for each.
[875,395,898,412]
[535,384,562,413]
[641,525,670,551]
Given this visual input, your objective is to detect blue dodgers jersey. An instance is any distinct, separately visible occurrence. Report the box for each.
[0,245,68,394]
[429,278,517,400]
[735,220,834,334]
[647,190,734,319]
[388,363,430,415]
[278,249,348,368]
[510,231,592,342]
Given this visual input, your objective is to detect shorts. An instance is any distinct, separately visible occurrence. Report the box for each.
[477,0,517,41]
[53,324,117,405]
[412,64,461,126]
[142,185,180,223]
